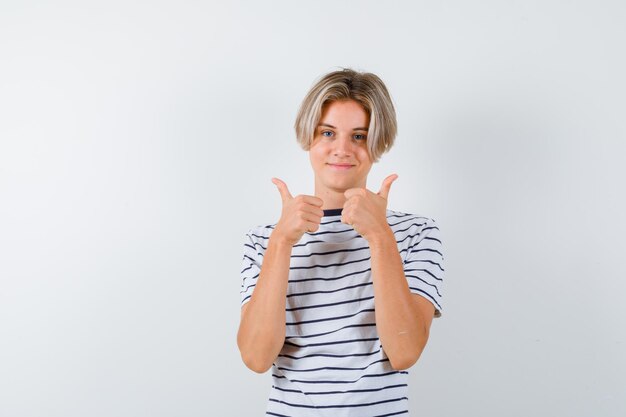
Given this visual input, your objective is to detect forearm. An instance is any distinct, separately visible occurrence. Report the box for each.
[237,233,292,373]
[368,228,429,370]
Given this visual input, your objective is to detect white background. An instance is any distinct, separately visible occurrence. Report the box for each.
[1,1,625,416]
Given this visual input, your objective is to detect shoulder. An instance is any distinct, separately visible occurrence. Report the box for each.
[245,222,276,240]
[386,208,437,235]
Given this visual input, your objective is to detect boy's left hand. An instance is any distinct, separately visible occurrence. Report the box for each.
[341,174,398,241]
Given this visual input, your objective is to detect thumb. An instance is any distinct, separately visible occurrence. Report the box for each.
[377,174,398,200]
[271,177,293,203]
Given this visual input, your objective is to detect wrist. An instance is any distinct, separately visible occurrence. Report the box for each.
[270,229,295,248]
[367,227,395,248]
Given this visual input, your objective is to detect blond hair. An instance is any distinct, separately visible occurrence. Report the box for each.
[294,68,397,163]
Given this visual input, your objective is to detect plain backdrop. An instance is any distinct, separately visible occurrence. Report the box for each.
[1,1,625,416]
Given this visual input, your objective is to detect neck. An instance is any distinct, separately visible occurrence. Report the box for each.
[315,190,346,210]
[315,179,366,210]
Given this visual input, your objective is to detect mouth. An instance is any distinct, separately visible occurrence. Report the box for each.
[327,163,354,170]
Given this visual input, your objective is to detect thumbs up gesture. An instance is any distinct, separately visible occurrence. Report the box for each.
[341,174,398,242]
[271,178,325,247]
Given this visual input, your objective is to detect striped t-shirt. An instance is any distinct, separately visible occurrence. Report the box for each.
[240,208,445,417]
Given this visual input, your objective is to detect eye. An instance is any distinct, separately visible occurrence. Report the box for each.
[354,134,367,141]
[321,130,334,137]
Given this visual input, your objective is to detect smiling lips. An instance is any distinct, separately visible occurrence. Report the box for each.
[328,163,354,170]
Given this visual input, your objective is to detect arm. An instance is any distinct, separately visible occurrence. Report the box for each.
[368,227,435,371]
[237,232,292,373]
[238,184,324,373]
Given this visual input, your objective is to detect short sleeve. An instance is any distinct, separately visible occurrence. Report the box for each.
[240,230,262,307]
[403,218,445,318]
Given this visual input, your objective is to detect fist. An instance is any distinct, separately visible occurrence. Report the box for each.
[271,178,324,246]
[340,174,398,241]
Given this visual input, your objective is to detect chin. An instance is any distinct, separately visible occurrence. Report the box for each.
[327,180,357,191]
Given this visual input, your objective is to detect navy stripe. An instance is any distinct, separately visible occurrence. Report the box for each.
[285,323,376,339]
[399,228,439,246]
[405,274,442,296]
[289,256,371,270]
[277,358,390,373]
[406,233,442,248]
[271,371,409,385]
[290,245,370,258]
[389,213,431,222]
[287,281,372,298]
[250,224,432,253]
[268,396,408,409]
[249,226,437,259]
[410,287,442,311]
[253,235,360,250]
[306,228,359,239]
[249,232,272,240]
[271,385,306,395]
[405,246,443,258]
[278,347,383,360]
[406,268,443,282]
[372,411,409,417]
[403,259,444,271]
[240,282,256,295]
[251,212,428,232]
[294,238,330,247]
[395,233,414,247]
[320,216,341,223]
[387,212,414,218]
[241,271,261,284]
[387,217,428,227]
[286,308,375,325]
[393,222,428,235]
[285,296,375,311]
[284,337,380,349]
[421,235,442,244]
[271,383,407,395]
[287,267,371,284]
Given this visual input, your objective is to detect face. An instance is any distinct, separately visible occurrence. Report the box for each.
[309,99,373,205]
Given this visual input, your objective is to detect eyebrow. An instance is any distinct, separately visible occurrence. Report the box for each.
[318,123,368,131]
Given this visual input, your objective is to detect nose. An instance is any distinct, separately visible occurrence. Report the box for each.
[332,133,355,156]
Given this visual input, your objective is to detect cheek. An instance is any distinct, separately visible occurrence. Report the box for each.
[309,151,324,167]
[358,149,372,164]
[311,147,326,159]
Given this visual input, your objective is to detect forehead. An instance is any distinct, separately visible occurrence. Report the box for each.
[318,100,369,126]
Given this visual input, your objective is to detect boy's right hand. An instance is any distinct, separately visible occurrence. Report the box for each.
[271,177,324,246]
